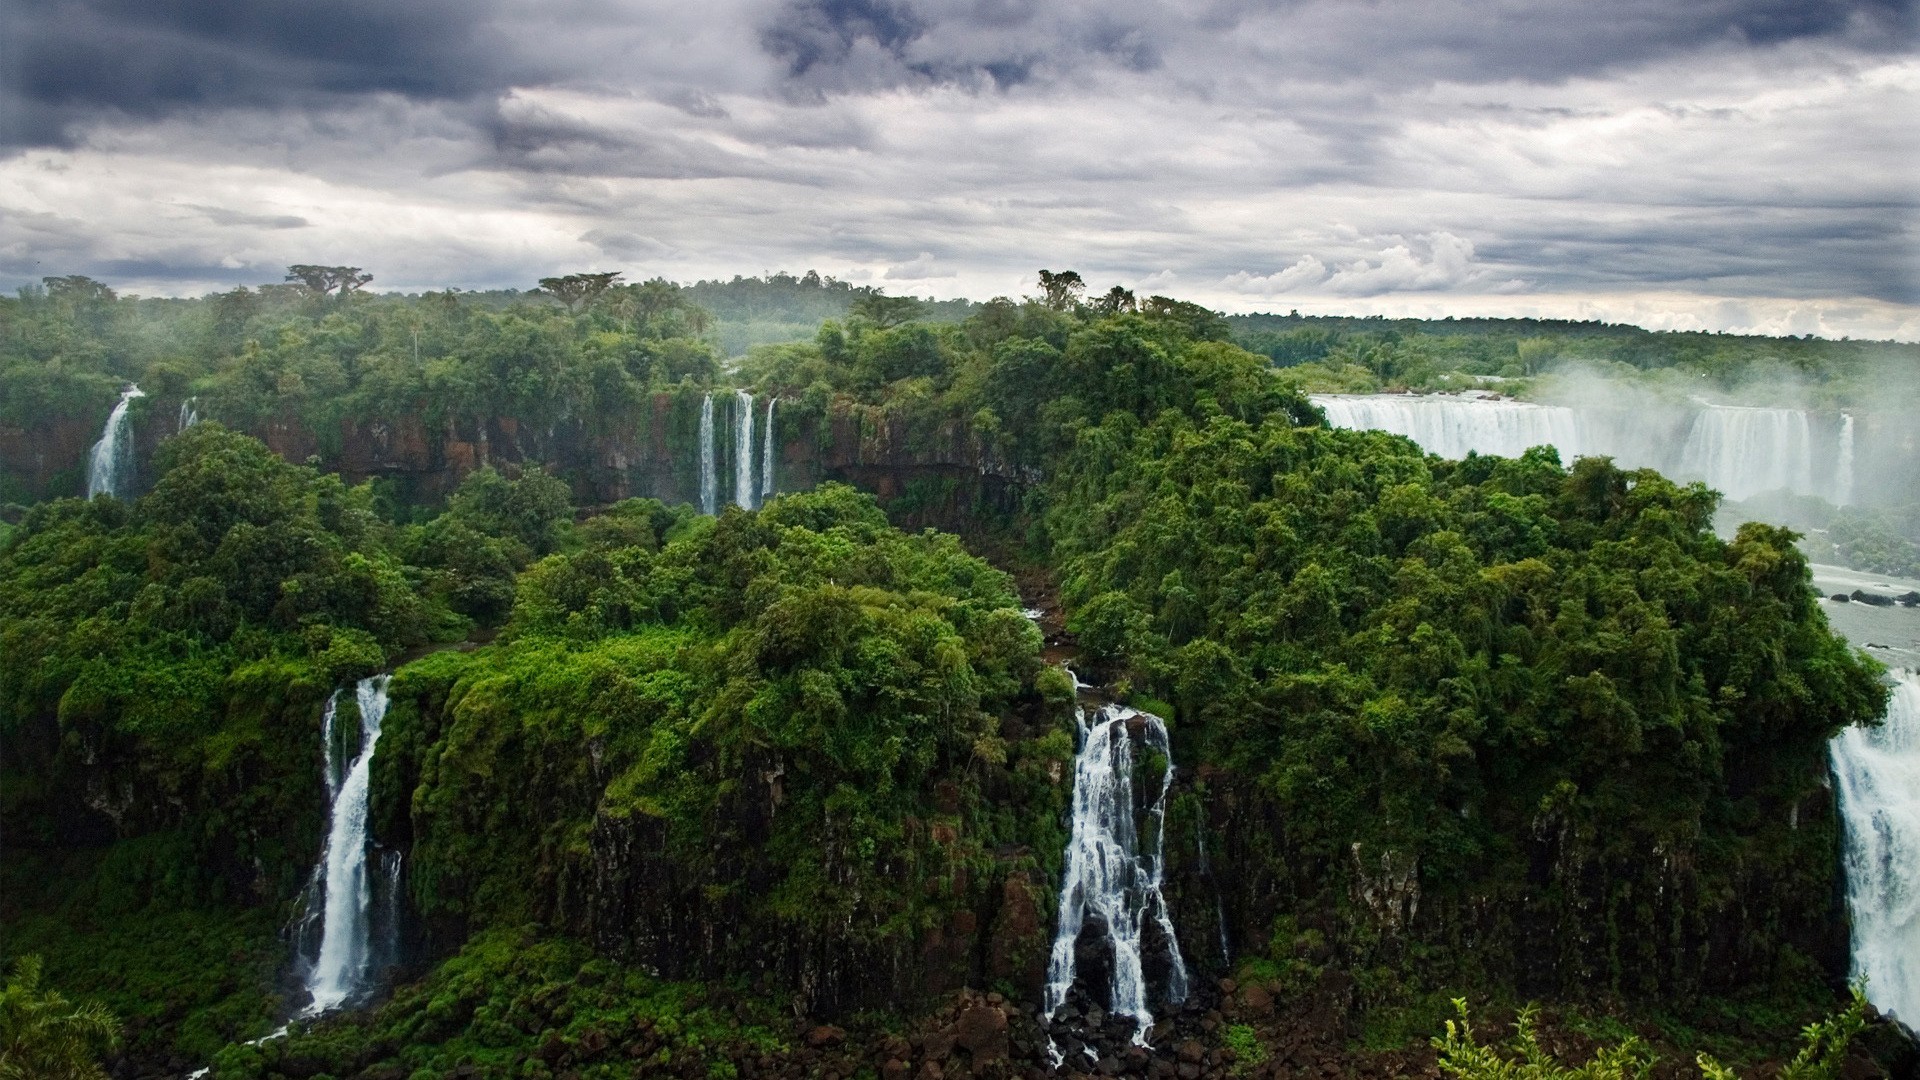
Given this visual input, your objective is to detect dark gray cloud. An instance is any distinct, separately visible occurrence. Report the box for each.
[188,205,310,229]
[0,0,1913,336]
[750,0,1912,96]
[0,0,533,146]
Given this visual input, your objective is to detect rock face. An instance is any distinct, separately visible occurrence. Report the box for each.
[4,394,1026,541]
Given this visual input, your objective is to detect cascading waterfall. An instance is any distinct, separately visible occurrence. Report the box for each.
[1312,394,1581,462]
[1045,699,1188,1048]
[698,394,718,516]
[761,397,777,500]
[1835,414,1856,507]
[734,388,756,510]
[177,397,200,433]
[85,384,144,498]
[303,675,395,1015]
[1675,404,1815,502]
[1313,393,1860,506]
[1831,669,1920,1024]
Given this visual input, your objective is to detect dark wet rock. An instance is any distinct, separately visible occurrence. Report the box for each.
[1899,591,1920,607]
[808,1025,847,1049]
[956,1004,1010,1063]
[1852,590,1897,607]
[1832,593,1853,602]
[924,1030,956,1062]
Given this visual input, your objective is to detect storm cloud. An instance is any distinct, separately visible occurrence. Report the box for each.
[1,0,1914,335]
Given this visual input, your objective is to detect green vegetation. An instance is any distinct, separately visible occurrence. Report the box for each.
[376,483,1062,997]
[1432,988,1869,1080]
[1229,312,1919,411]
[0,269,1896,1074]
[0,956,120,1080]
[203,928,791,1080]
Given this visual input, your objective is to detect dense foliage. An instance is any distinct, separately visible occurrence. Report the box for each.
[0,270,1899,1076]
[374,484,1063,1010]
[1229,311,1920,411]
[0,956,119,1080]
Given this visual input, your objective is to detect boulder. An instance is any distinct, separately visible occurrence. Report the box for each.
[956,1004,1011,1063]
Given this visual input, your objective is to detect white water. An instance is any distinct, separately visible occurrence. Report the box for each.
[734,388,756,510]
[178,397,200,433]
[304,675,393,1015]
[698,394,718,516]
[1313,394,1581,462]
[1045,702,1188,1046]
[1676,405,1814,503]
[1836,414,1856,507]
[761,396,777,500]
[85,384,144,498]
[1313,394,1852,504]
[1832,670,1920,1024]
[319,691,344,799]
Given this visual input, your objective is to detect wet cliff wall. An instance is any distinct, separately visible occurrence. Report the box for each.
[1,393,1026,532]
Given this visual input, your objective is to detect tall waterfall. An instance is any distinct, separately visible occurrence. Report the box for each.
[761,397,777,500]
[698,394,718,516]
[1836,414,1856,507]
[734,388,756,510]
[85,384,144,498]
[1832,670,1920,1024]
[1045,701,1188,1046]
[302,675,397,1015]
[1675,405,1814,503]
[1313,394,1581,462]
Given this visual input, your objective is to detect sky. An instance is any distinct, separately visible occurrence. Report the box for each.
[2,0,1916,338]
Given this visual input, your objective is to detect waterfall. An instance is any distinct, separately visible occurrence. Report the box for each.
[1313,394,1581,462]
[177,397,200,434]
[303,675,394,1015]
[1312,394,1860,507]
[1193,818,1230,966]
[1836,414,1856,507]
[734,388,756,510]
[1832,670,1920,1024]
[85,384,144,498]
[699,394,717,516]
[1045,702,1188,1047]
[761,397,777,499]
[319,691,345,799]
[1676,405,1815,502]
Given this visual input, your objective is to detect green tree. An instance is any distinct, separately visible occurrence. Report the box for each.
[1036,269,1086,310]
[0,956,119,1080]
[284,265,373,298]
[849,292,924,328]
[536,271,623,312]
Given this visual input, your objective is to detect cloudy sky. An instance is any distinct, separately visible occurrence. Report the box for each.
[3,0,1916,337]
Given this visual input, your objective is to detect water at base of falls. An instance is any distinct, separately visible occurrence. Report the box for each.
[85,384,145,499]
[1832,669,1920,1025]
[1044,699,1189,1052]
[300,675,399,1016]
[699,394,718,516]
